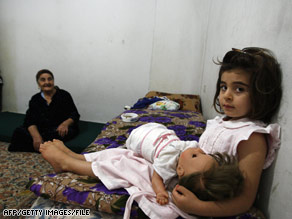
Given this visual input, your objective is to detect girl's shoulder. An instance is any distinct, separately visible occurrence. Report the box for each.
[207,116,274,129]
[207,116,281,169]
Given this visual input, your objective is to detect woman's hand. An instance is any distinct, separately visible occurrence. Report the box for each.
[57,118,74,137]
[172,185,201,213]
[32,136,43,151]
[28,125,43,152]
[57,123,69,137]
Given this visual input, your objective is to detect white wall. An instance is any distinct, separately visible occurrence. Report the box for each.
[200,1,292,218]
[0,0,292,218]
[149,0,210,94]
[0,0,155,123]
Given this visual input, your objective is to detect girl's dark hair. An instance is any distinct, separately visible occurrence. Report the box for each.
[36,69,54,82]
[178,152,244,201]
[213,47,282,123]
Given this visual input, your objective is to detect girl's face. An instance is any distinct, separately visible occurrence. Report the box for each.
[176,147,215,178]
[37,73,55,92]
[219,69,252,120]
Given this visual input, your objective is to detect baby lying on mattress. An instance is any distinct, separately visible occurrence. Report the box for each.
[40,123,243,219]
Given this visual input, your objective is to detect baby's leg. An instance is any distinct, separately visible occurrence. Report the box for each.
[51,139,85,160]
[40,142,95,177]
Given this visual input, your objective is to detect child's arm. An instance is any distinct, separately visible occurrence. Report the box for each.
[172,133,267,216]
[152,170,169,205]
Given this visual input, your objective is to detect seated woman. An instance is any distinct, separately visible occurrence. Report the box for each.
[8,69,80,152]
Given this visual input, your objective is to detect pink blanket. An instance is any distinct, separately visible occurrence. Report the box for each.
[84,148,196,219]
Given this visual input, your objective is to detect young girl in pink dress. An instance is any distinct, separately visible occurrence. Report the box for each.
[172,47,282,217]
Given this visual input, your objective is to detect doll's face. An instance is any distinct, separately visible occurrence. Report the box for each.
[176,147,215,178]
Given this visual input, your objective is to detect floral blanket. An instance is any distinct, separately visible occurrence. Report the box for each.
[28,106,266,218]
[28,109,206,217]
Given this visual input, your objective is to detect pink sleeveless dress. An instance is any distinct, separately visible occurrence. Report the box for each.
[199,116,280,169]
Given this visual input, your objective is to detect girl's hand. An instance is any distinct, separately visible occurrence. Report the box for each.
[156,191,169,205]
[172,185,200,213]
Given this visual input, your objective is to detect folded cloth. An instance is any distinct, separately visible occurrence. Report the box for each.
[131,97,163,109]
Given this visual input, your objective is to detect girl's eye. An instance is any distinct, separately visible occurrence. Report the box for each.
[235,87,245,93]
[220,85,227,91]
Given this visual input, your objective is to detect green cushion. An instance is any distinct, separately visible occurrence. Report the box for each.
[0,112,104,153]
[0,112,25,142]
[66,120,104,153]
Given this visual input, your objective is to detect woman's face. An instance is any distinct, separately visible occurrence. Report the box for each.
[37,73,54,92]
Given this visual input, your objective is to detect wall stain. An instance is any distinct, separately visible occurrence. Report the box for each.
[271,183,279,194]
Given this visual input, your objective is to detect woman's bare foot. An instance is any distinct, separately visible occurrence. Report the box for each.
[52,139,85,160]
[39,142,73,173]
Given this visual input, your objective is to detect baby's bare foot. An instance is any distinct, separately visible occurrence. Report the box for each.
[40,143,71,173]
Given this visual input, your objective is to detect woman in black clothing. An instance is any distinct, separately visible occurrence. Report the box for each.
[8,69,80,152]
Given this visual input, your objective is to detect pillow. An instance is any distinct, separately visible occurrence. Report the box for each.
[145,91,202,113]
[148,99,180,111]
